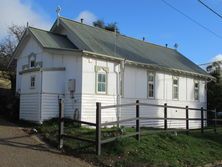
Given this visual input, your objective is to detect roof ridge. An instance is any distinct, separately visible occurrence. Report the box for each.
[28,26,68,37]
[59,16,176,51]
[59,17,118,34]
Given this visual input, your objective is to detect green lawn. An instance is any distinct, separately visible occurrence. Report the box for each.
[36,119,222,167]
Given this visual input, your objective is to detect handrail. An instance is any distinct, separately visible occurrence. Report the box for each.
[101,103,137,109]
[101,102,209,112]
[72,119,96,126]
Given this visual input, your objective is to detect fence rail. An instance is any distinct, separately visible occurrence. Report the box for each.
[58,99,218,156]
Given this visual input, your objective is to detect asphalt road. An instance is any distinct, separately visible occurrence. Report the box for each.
[0,117,93,167]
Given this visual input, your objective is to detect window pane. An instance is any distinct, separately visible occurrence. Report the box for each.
[98,74,102,82]
[149,90,153,97]
[30,61,35,67]
[195,83,198,88]
[194,90,199,100]
[173,87,178,99]
[148,74,154,81]
[101,83,106,92]
[98,83,102,92]
[173,79,178,85]
[102,74,106,82]
[148,83,154,97]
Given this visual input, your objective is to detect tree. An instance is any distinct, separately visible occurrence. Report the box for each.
[207,61,222,112]
[93,20,120,33]
[93,19,105,29]
[0,24,26,91]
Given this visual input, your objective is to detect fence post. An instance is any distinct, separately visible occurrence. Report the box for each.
[214,109,217,133]
[58,98,64,149]
[96,102,101,156]
[136,100,140,142]
[164,103,167,130]
[186,106,189,135]
[201,107,204,134]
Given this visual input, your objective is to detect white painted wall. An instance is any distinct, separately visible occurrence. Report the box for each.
[41,71,65,120]
[17,34,83,122]
[17,37,43,122]
[16,36,43,93]
[121,65,207,129]
[81,56,118,123]
[40,52,83,120]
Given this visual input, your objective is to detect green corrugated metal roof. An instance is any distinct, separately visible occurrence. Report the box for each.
[29,27,77,50]
[58,17,208,76]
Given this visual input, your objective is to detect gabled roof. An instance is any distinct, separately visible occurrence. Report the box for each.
[56,17,208,76]
[29,27,78,50]
[12,16,210,78]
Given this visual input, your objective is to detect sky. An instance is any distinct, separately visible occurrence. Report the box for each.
[0,0,222,65]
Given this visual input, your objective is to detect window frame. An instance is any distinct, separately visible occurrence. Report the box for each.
[147,72,155,99]
[30,76,36,89]
[96,70,107,94]
[172,76,179,100]
[194,80,199,101]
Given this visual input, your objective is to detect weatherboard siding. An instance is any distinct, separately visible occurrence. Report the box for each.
[81,94,117,123]
[121,65,207,128]
[20,93,40,122]
[41,93,59,120]
[81,57,118,123]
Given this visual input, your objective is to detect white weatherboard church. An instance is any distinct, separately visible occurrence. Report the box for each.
[13,16,213,128]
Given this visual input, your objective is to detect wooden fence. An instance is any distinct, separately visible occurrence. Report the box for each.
[58,99,219,156]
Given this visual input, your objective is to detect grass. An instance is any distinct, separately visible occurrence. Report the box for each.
[35,118,222,167]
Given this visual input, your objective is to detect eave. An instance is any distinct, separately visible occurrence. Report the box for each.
[82,50,215,81]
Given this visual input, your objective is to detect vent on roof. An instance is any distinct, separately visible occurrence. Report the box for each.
[174,43,179,50]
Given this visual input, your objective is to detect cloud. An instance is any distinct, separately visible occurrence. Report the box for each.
[211,54,222,62]
[0,0,51,39]
[75,11,97,25]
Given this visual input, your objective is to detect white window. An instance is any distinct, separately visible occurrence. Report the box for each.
[148,73,155,98]
[194,81,199,100]
[173,77,179,100]
[97,72,107,94]
[30,76,35,88]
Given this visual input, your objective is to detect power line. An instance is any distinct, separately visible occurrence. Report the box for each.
[198,0,222,20]
[160,0,222,40]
